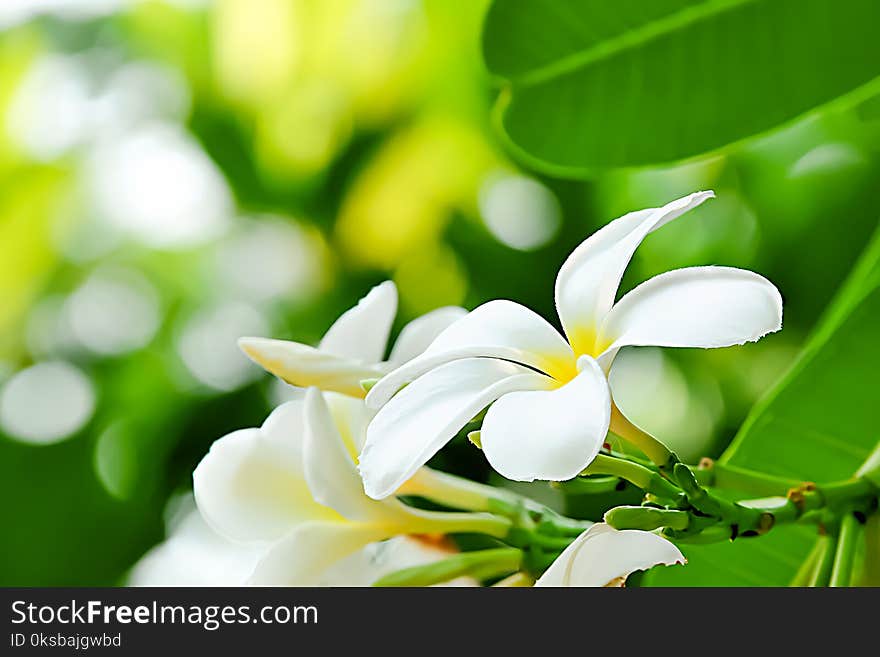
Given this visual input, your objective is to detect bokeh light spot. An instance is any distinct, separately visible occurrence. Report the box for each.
[68,267,161,356]
[176,302,269,391]
[215,217,329,304]
[86,123,232,249]
[0,362,95,444]
[479,172,561,251]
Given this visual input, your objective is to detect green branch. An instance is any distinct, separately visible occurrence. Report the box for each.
[829,513,862,587]
[373,548,522,587]
[581,453,683,501]
[694,460,805,496]
[808,535,837,587]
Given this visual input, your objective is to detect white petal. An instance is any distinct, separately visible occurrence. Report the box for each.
[535,523,685,587]
[598,266,783,366]
[248,522,389,586]
[481,355,611,482]
[322,390,372,454]
[555,191,714,355]
[387,306,468,366]
[367,300,574,409]
[193,401,338,542]
[128,503,263,587]
[303,389,391,522]
[238,337,381,397]
[319,281,397,363]
[359,358,552,499]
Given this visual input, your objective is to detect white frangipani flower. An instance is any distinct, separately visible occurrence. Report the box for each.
[128,496,263,587]
[535,523,685,587]
[238,281,466,397]
[361,191,783,498]
[193,388,508,585]
[132,492,474,587]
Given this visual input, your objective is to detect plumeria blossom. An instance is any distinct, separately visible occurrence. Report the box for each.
[361,191,783,498]
[130,494,473,586]
[535,523,685,587]
[193,388,508,585]
[128,495,263,587]
[238,280,466,398]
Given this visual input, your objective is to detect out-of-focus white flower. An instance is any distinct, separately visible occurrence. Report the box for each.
[7,53,190,161]
[128,496,263,587]
[195,288,510,584]
[238,281,466,398]
[130,495,475,587]
[535,523,685,587]
[361,192,783,498]
[193,389,508,585]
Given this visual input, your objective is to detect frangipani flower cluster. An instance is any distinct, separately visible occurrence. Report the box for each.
[193,284,509,585]
[193,192,785,587]
[193,388,507,585]
[359,191,783,498]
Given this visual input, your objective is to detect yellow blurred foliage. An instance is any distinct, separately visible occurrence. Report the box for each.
[213,0,304,106]
[394,242,467,317]
[335,116,500,270]
[0,168,67,358]
[212,0,438,179]
[254,77,353,177]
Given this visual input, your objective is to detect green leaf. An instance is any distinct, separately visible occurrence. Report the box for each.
[483,0,880,175]
[646,221,880,585]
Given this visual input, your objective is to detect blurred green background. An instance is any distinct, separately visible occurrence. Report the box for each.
[0,0,878,585]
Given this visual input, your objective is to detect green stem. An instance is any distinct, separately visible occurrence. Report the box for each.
[751,479,876,526]
[553,476,622,495]
[829,513,861,587]
[608,449,661,471]
[674,464,770,534]
[861,514,880,586]
[605,506,690,531]
[373,548,522,587]
[855,441,880,488]
[808,535,837,587]
[407,509,512,539]
[609,404,677,470]
[674,475,877,542]
[401,467,565,528]
[665,525,736,544]
[400,467,501,512]
[582,454,683,501]
[528,533,575,551]
[540,514,594,537]
[821,478,877,507]
[697,461,804,496]
[790,540,823,586]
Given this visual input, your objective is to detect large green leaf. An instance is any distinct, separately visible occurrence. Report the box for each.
[646,221,880,585]
[483,0,880,174]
